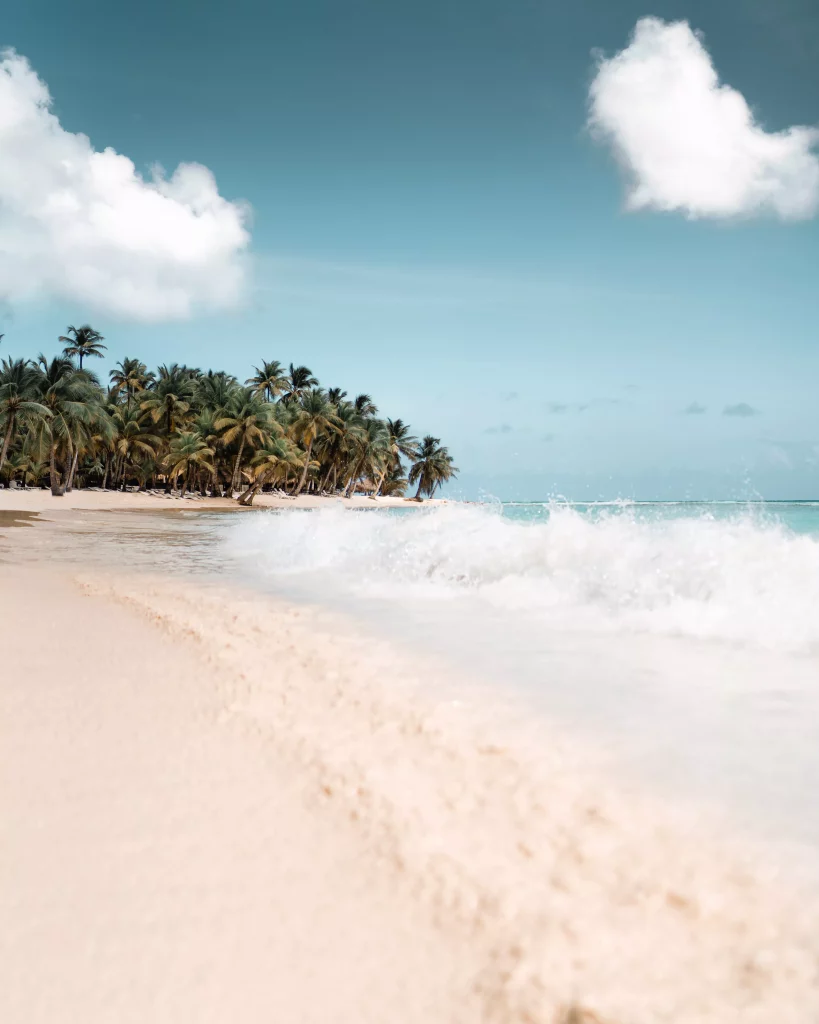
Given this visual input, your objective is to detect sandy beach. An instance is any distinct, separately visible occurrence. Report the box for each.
[0,486,441,514]
[3,509,819,1023]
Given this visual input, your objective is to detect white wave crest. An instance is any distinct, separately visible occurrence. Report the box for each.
[225,504,819,651]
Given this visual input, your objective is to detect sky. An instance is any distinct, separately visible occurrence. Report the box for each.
[2,0,819,500]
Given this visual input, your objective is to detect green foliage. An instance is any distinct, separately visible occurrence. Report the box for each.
[408,435,458,500]
[0,332,456,501]
[58,325,106,370]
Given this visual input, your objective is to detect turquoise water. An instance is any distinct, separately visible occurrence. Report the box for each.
[498,499,819,534]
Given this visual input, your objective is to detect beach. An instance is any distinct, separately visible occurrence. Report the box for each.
[0,486,438,514]
[3,506,819,1023]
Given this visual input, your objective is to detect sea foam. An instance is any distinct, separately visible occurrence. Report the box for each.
[225,502,819,652]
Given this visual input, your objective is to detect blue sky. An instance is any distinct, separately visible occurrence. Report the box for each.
[3,0,819,499]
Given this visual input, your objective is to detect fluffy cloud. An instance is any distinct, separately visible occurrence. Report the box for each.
[682,402,707,414]
[724,402,759,417]
[588,18,819,220]
[0,50,250,320]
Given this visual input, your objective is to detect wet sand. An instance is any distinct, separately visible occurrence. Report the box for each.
[0,509,40,528]
[2,514,819,1023]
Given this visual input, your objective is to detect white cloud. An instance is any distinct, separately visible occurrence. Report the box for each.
[0,50,250,320]
[588,17,819,220]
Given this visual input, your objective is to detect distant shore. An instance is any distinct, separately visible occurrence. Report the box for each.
[0,486,450,514]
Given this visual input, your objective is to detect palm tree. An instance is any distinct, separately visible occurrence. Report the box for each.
[290,389,341,495]
[34,355,102,495]
[281,364,318,405]
[109,358,153,407]
[111,407,160,490]
[3,450,28,488]
[314,399,363,493]
[247,360,286,402]
[164,432,214,498]
[409,436,458,500]
[140,364,195,435]
[353,393,378,418]
[5,448,46,489]
[379,463,409,497]
[195,370,240,418]
[326,387,348,405]
[65,398,113,492]
[214,388,279,493]
[344,417,389,496]
[0,358,51,474]
[237,436,304,505]
[59,325,106,370]
[374,418,417,497]
[192,409,225,496]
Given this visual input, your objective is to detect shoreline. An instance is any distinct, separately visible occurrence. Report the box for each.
[0,487,451,514]
[3,517,819,1021]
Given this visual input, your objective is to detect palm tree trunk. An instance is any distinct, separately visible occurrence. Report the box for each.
[238,474,266,506]
[293,440,313,496]
[373,463,389,498]
[101,453,110,490]
[181,467,189,499]
[0,415,15,474]
[345,458,364,497]
[49,445,64,496]
[231,436,246,493]
[413,478,424,501]
[66,448,80,492]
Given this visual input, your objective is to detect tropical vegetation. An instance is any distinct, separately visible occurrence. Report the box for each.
[0,327,457,502]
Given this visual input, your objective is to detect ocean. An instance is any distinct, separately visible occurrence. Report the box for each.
[223,499,819,863]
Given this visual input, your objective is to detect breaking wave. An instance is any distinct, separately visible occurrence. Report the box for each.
[224,502,819,651]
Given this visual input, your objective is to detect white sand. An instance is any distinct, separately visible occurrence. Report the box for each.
[0,487,443,513]
[2,519,819,1022]
[0,568,478,1024]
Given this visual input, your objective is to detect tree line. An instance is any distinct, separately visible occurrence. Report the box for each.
[0,325,458,502]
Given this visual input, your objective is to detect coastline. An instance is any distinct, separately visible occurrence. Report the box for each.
[2,516,819,1022]
[0,487,449,514]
